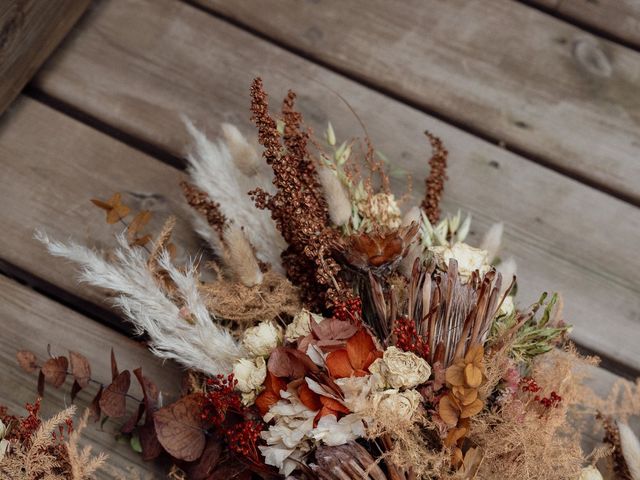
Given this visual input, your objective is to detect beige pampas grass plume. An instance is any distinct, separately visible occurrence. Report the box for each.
[222,225,263,287]
[317,166,351,226]
[618,422,640,480]
[481,222,503,262]
[221,123,261,176]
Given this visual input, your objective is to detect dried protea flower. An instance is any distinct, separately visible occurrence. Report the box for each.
[310,442,388,480]
[336,223,419,274]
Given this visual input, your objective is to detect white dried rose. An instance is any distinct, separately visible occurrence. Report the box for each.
[371,389,422,423]
[285,309,321,341]
[369,346,431,389]
[578,466,603,480]
[242,321,283,357]
[233,356,267,395]
[431,242,490,282]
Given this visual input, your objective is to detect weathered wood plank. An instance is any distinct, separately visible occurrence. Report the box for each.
[0,0,89,116]
[26,0,640,370]
[195,0,640,203]
[529,0,640,49]
[0,96,203,315]
[0,274,179,478]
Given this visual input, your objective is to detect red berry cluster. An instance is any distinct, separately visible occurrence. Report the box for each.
[519,377,541,393]
[333,296,362,323]
[392,317,430,359]
[225,420,263,462]
[201,374,241,427]
[519,377,562,409]
[535,391,562,409]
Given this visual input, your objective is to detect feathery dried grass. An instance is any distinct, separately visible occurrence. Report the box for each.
[183,118,286,273]
[66,409,107,479]
[37,231,244,374]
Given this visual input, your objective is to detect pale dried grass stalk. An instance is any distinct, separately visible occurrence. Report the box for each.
[221,225,263,287]
[316,165,351,226]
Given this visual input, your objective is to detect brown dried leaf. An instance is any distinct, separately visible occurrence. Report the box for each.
[127,210,152,245]
[70,380,82,402]
[312,318,359,341]
[121,402,145,434]
[153,393,206,461]
[91,193,130,224]
[41,356,68,388]
[139,422,163,461]
[69,351,91,388]
[184,437,223,480]
[460,398,484,419]
[110,348,119,381]
[267,347,307,378]
[16,350,38,373]
[99,370,131,418]
[89,385,103,422]
[37,370,45,397]
[133,367,158,412]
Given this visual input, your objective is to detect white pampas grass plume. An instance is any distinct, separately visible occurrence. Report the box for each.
[222,225,263,287]
[618,422,640,480]
[36,231,244,374]
[481,222,503,262]
[183,118,286,273]
[221,123,261,176]
[316,166,351,226]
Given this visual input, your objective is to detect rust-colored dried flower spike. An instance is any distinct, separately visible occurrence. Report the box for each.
[420,131,448,224]
[180,181,227,236]
[249,77,340,307]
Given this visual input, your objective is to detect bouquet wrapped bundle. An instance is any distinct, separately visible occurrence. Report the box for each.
[9,78,639,479]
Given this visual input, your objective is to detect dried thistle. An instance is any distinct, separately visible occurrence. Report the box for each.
[420,131,448,224]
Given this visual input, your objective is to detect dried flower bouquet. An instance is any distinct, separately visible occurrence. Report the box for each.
[11,78,640,479]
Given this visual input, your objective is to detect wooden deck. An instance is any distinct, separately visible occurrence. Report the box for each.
[0,0,638,476]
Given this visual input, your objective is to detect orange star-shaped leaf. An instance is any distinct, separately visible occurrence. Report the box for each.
[91,193,130,224]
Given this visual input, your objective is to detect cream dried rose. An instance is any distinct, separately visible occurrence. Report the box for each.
[285,309,321,342]
[431,242,490,281]
[369,346,431,389]
[371,389,422,422]
[242,321,283,357]
[578,466,603,480]
[233,356,267,395]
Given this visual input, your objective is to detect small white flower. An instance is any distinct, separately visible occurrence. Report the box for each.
[578,466,603,480]
[285,309,321,341]
[233,356,267,395]
[370,389,422,423]
[369,346,432,389]
[499,295,515,317]
[310,414,366,446]
[431,242,490,281]
[242,321,283,357]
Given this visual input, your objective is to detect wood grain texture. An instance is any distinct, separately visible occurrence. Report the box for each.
[0,96,204,315]
[28,0,640,369]
[197,0,640,203]
[529,0,640,49]
[0,0,89,116]
[0,274,179,478]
